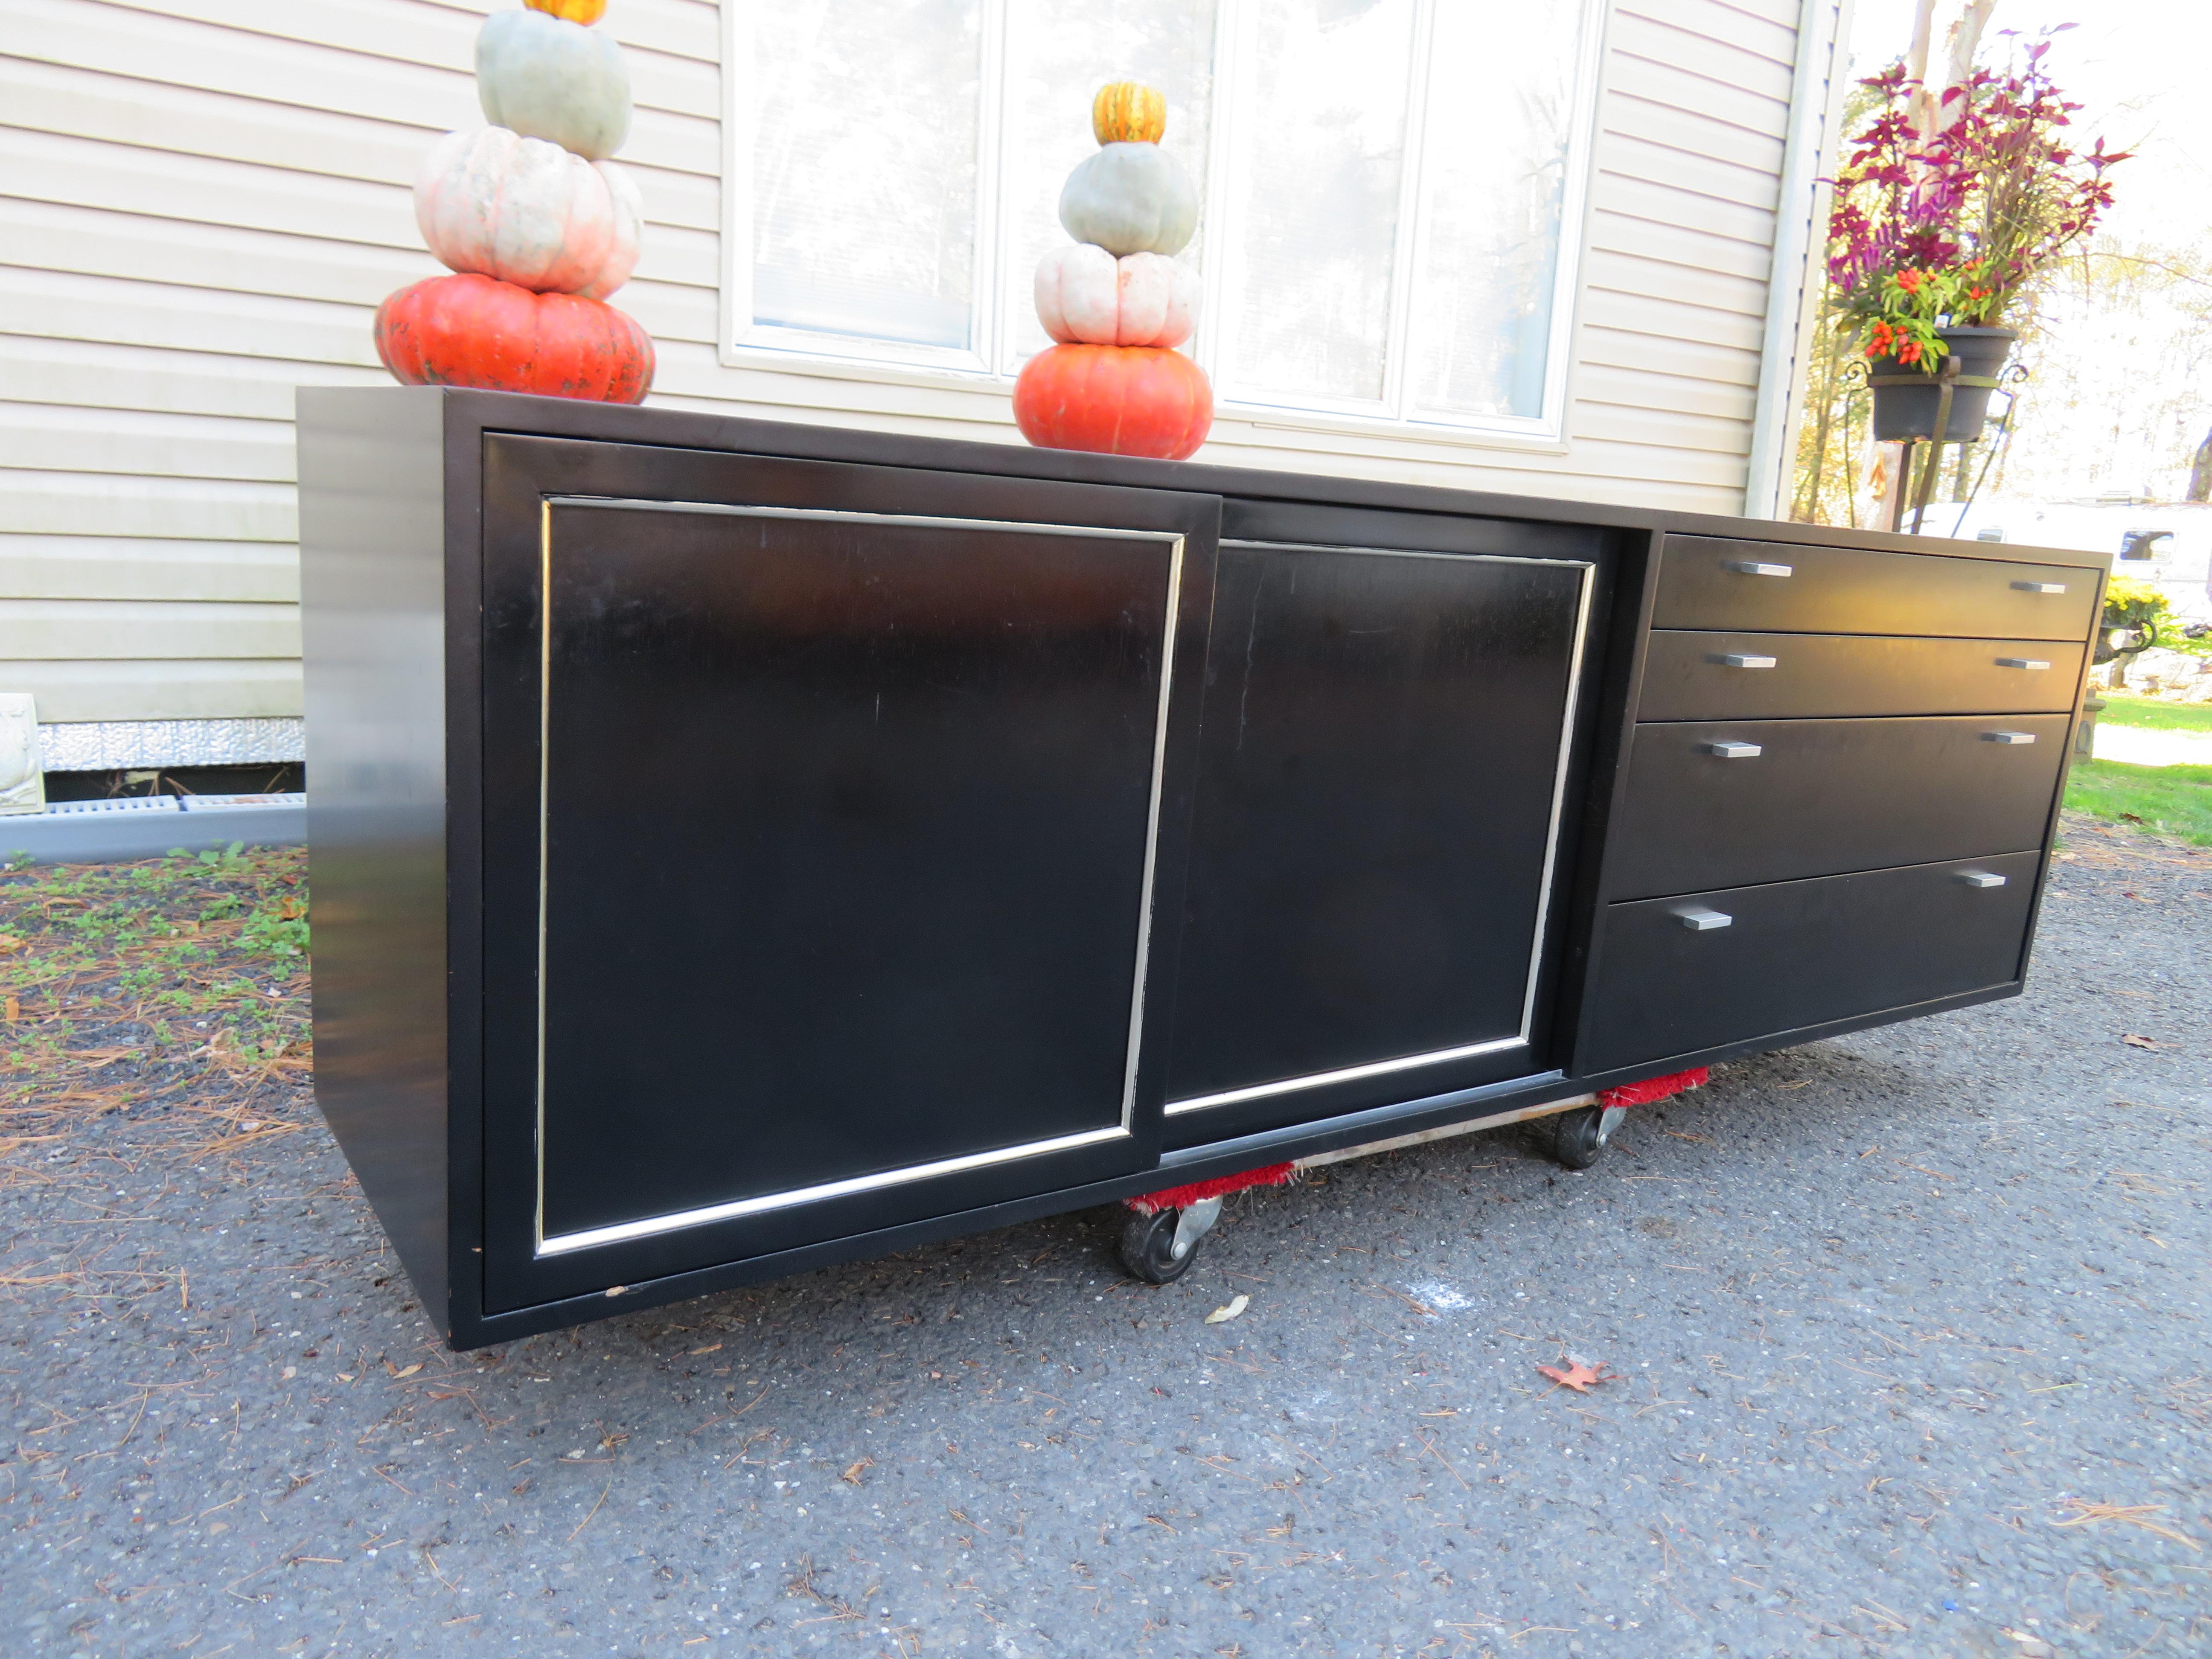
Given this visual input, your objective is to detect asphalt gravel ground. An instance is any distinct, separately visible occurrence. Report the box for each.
[4,813,2208,1658]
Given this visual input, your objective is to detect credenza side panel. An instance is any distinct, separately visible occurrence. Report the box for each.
[296,386,458,1333]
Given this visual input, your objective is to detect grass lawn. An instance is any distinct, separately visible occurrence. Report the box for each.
[2099,690,2212,733]
[2065,757,2212,847]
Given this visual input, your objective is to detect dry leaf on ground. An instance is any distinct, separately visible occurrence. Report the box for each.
[1538,1358,1618,1393]
[1205,1294,1249,1324]
[2122,1034,2161,1049]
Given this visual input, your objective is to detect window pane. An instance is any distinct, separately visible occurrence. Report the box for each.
[1222,0,1416,405]
[752,2,982,350]
[1409,0,1579,419]
[1000,0,1220,371]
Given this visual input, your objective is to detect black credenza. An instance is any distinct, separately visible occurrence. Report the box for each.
[297,388,2105,1347]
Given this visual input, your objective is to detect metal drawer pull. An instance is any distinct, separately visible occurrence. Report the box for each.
[1674,906,1734,931]
[1994,658,2051,670]
[1956,871,2008,889]
[1982,731,2037,745]
[1723,559,1793,577]
[2011,580,2067,594]
[1702,740,1763,758]
[1712,653,1779,669]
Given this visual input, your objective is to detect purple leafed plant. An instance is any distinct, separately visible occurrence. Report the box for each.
[1827,32,2126,367]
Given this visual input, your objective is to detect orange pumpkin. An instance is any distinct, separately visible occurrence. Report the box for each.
[1012,344,1211,460]
[1091,81,1166,146]
[374,272,653,404]
[525,0,608,23]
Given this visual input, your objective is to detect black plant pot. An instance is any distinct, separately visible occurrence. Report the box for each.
[1869,326,2016,442]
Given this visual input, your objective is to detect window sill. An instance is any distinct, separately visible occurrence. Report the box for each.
[710,339,1573,459]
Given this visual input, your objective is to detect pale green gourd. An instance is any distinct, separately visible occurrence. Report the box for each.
[477,7,632,163]
[1058,143,1198,258]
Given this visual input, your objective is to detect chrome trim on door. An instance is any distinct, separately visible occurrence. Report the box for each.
[538,1126,1133,1256]
[532,497,1187,1255]
[1163,538,1595,1117]
[1164,1036,1528,1117]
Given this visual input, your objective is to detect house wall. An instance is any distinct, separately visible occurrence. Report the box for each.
[0,0,1835,758]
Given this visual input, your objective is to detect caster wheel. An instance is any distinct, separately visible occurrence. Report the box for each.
[1119,1208,1199,1285]
[1551,1105,1606,1170]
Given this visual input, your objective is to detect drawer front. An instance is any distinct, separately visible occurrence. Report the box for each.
[1638,631,2084,721]
[1656,536,2098,639]
[1579,851,2041,1075]
[1610,713,2068,899]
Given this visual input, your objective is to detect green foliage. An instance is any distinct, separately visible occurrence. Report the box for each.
[2064,757,2212,845]
[2100,573,2193,658]
[242,903,311,960]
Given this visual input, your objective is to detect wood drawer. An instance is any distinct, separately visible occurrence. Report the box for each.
[1656,536,2098,639]
[1579,851,2041,1074]
[1638,631,2084,721]
[1609,713,2068,899]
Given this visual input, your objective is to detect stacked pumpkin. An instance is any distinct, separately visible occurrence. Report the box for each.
[375,0,654,405]
[1013,83,1212,460]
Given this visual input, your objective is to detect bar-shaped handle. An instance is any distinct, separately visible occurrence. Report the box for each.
[1994,658,2051,670]
[1702,740,1763,759]
[1955,871,2008,889]
[1723,559,1793,578]
[1712,653,1779,669]
[1674,906,1734,931]
[1982,730,2037,745]
[2010,580,2067,594]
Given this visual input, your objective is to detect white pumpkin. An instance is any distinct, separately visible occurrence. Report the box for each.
[1034,244,1197,348]
[415,127,643,299]
[1057,143,1198,257]
[477,6,632,161]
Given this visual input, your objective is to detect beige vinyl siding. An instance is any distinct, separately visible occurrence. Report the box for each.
[1,0,1827,732]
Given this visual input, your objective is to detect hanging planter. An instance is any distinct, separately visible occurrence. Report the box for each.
[1868,325,2016,442]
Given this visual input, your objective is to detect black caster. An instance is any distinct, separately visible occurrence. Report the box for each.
[1549,1104,1621,1170]
[1117,1196,1223,1285]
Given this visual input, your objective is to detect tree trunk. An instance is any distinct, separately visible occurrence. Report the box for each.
[1856,438,1907,532]
[1906,1,1998,144]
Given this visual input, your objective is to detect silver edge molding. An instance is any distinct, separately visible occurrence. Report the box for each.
[1119,535,1186,1129]
[1221,538,1597,570]
[1517,562,1598,1035]
[533,499,553,1253]
[1164,1035,1527,1115]
[539,1126,1132,1256]
[1163,541,1596,1116]
[533,498,1185,1254]
[550,497,1179,543]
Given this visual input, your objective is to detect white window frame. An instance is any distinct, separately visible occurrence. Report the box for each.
[719,0,1609,451]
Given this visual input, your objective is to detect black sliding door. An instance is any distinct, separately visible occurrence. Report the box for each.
[477,437,1217,1308]
[1162,531,1594,1144]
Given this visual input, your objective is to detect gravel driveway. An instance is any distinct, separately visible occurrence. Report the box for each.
[4,814,2207,1658]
